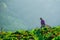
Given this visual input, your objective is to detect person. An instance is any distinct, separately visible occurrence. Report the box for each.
[40,18,45,28]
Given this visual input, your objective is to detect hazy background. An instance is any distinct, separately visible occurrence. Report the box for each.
[0,0,60,31]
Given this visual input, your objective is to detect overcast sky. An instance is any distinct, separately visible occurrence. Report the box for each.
[0,0,60,31]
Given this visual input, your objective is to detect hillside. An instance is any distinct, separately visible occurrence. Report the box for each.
[0,26,60,40]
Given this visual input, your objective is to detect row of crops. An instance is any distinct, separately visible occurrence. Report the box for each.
[0,26,60,40]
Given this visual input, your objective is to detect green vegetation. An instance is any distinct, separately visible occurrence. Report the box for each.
[0,26,60,40]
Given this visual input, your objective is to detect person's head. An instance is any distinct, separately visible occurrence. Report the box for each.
[40,18,43,20]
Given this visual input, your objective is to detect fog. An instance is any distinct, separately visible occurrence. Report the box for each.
[0,0,60,31]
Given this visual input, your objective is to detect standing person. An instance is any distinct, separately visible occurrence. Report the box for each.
[40,18,45,28]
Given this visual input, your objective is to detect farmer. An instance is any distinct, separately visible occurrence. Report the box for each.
[40,18,45,28]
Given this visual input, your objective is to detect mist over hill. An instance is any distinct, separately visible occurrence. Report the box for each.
[0,0,60,31]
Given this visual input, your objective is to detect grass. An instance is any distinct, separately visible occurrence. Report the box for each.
[0,26,60,40]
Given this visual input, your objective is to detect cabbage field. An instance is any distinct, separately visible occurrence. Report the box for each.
[0,26,60,40]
